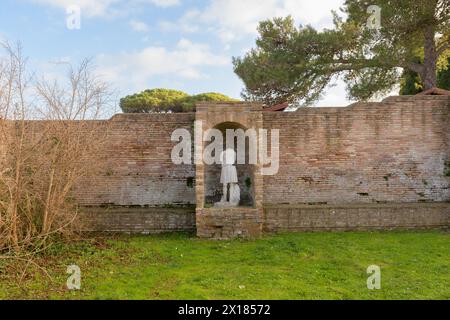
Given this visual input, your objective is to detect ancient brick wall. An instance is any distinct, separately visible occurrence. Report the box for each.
[69,95,450,208]
[263,96,450,205]
[2,96,448,235]
[74,113,196,206]
[80,206,196,233]
[196,207,263,239]
[263,203,450,232]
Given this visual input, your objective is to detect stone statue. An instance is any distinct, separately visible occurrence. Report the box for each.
[215,148,240,207]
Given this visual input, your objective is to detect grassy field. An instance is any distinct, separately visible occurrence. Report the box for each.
[0,231,449,300]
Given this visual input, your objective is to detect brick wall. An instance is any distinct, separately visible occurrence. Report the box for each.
[5,96,448,208]
[1,96,448,236]
[264,203,449,232]
[80,206,195,233]
[196,207,263,239]
[263,96,450,205]
[74,113,196,206]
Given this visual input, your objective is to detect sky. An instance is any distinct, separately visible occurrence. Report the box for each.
[0,0,354,112]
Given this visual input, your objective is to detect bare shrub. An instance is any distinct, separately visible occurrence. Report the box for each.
[0,42,112,257]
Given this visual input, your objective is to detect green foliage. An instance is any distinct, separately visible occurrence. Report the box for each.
[181,92,239,112]
[245,177,252,189]
[437,57,450,90]
[444,160,450,177]
[400,56,425,95]
[120,89,188,113]
[400,56,450,94]
[233,1,449,106]
[186,177,194,188]
[1,232,449,299]
[400,71,424,95]
[120,89,238,113]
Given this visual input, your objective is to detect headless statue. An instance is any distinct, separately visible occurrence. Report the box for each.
[217,148,240,206]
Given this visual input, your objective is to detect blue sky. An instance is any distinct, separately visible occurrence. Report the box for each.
[0,0,353,110]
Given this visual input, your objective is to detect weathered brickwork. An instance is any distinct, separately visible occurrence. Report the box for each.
[263,96,450,205]
[80,206,195,233]
[79,203,448,235]
[196,207,263,239]
[1,96,449,236]
[264,203,450,232]
[74,113,196,206]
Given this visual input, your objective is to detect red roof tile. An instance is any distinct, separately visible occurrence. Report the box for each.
[416,87,450,96]
[264,102,289,112]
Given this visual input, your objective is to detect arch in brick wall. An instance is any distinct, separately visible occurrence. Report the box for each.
[204,121,256,207]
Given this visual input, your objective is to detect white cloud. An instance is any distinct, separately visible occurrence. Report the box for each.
[159,10,201,33]
[31,0,180,17]
[162,0,344,43]
[149,0,180,8]
[95,39,229,93]
[129,19,150,32]
[315,79,352,107]
[31,0,120,17]
[29,0,352,106]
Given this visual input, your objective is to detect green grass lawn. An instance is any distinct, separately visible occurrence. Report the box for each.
[0,231,449,300]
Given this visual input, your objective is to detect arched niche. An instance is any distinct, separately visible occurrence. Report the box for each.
[204,121,255,207]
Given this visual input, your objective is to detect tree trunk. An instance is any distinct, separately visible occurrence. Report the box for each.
[42,167,55,235]
[422,25,437,90]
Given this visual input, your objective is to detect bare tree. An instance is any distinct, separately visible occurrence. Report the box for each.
[0,42,112,258]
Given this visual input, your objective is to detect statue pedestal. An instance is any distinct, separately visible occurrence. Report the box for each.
[196,207,263,240]
[214,201,238,208]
